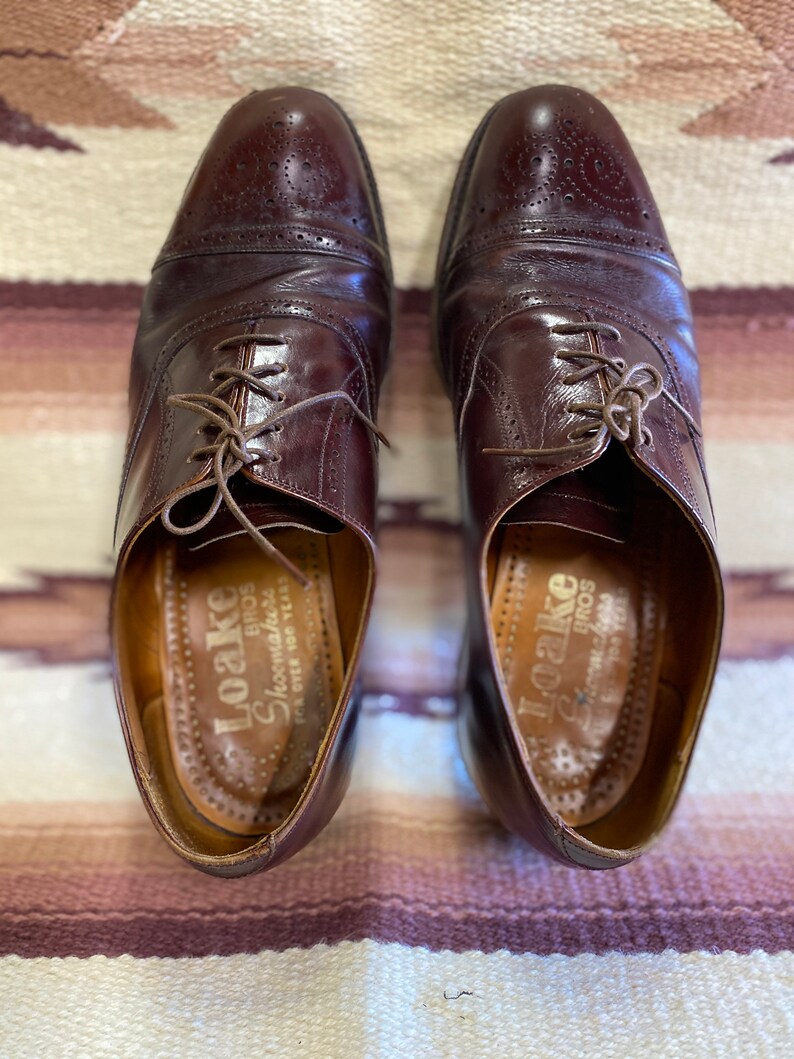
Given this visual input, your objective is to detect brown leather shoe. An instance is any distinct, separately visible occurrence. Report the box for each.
[111,88,391,877]
[435,85,724,869]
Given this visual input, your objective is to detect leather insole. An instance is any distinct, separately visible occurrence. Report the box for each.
[151,530,343,836]
[492,523,664,826]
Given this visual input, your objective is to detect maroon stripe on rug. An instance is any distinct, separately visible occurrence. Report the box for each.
[689,286,794,316]
[0,281,144,310]
[0,795,792,958]
[1,903,790,959]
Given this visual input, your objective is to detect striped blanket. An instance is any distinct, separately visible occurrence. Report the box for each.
[1,2,792,1056]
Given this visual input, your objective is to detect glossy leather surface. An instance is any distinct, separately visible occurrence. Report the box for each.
[435,85,724,869]
[111,88,391,877]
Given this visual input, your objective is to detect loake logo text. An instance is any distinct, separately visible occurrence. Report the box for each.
[518,573,596,730]
[205,584,291,735]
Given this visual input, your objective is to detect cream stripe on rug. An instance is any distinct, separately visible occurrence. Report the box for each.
[2,944,792,1059]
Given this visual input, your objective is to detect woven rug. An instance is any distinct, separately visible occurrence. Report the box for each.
[1,2,793,1056]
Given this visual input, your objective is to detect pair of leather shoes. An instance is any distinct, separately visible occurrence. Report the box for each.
[111,85,723,877]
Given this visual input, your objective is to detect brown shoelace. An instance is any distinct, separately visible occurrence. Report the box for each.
[483,320,700,459]
[161,333,388,587]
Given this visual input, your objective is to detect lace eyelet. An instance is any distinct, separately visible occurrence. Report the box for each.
[270,454,282,463]
[273,423,284,433]
[275,391,286,402]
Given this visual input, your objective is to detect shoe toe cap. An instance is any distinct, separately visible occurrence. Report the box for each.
[452,84,670,254]
[166,87,384,248]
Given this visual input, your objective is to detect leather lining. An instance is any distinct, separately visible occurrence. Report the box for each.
[115,519,368,856]
[492,522,662,826]
[150,531,343,836]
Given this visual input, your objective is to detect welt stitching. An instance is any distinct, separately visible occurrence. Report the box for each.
[687,393,712,507]
[477,355,533,454]
[559,830,588,864]
[316,397,336,501]
[663,392,700,516]
[557,831,581,864]
[337,379,365,516]
[140,375,173,514]
[643,445,704,532]
[315,366,361,505]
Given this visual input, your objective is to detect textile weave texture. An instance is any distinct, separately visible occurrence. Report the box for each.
[1,2,793,1057]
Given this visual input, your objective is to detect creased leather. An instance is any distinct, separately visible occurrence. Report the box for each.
[435,85,724,870]
[111,88,392,876]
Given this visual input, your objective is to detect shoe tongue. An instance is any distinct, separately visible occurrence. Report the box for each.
[501,451,632,543]
[181,483,344,552]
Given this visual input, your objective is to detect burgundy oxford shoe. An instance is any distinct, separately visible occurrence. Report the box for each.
[111,89,392,876]
[435,85,724,869]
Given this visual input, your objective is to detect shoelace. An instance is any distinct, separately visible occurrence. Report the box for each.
[482,321,701,459]
[161,333,389,587]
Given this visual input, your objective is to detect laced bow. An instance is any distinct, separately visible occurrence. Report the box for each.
[482,321,700,459]
[160,333,388,587]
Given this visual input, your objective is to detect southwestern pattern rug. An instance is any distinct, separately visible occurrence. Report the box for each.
[1,2,793,1057]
